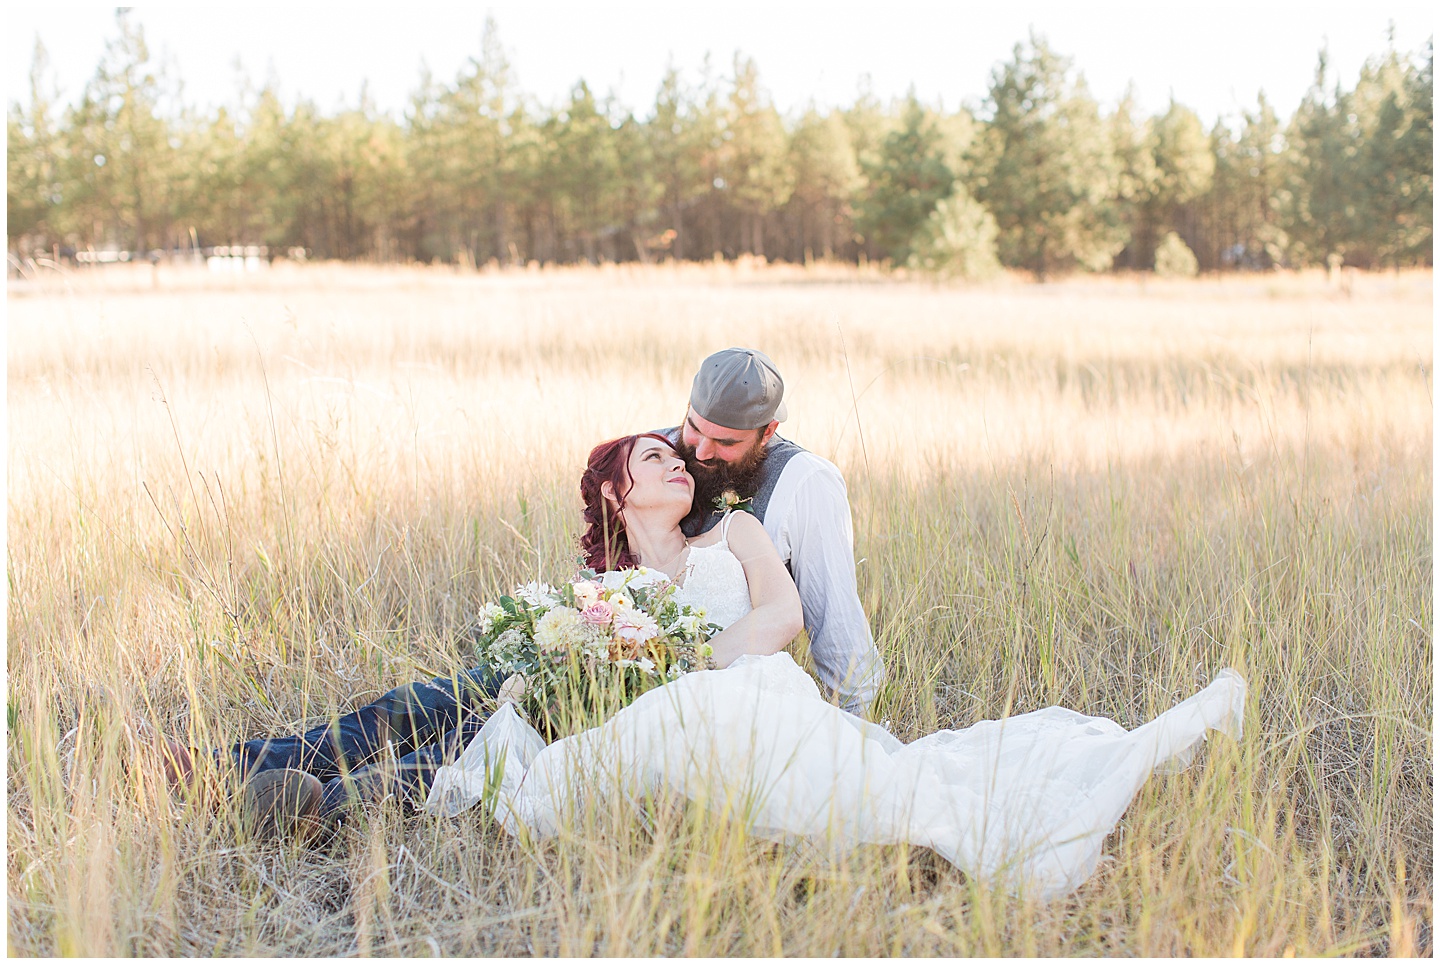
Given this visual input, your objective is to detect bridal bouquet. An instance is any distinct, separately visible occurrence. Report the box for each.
[475,567,720,738]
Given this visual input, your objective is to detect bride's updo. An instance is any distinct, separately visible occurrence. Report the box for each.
[579,432,676,572]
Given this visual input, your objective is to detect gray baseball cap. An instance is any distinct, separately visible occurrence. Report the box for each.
[689,348,789,430]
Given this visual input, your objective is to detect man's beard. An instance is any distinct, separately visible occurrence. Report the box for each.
[676,435,769,529]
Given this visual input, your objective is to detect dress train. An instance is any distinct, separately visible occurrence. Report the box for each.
[425,653,1245,898]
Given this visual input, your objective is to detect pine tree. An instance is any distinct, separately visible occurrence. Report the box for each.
[7,39,63,251]
[1282,49,1356,269]
[1394,42,1433,264]
[1235,94,1289,267]
[404,64,452,261]
[1353,39,1432,267]
[646,65,705,260]
[721,56,792,258]
[1108,87,1159,269]
[62,9,179,252]
[611,108,662,263]
[788,107,860,260]
[1142,101,1214,268]
[968,34,1124,278]
[856,96,954,265]
[550,81,624,263]
[685,56,729,259]
[421,17,523,264]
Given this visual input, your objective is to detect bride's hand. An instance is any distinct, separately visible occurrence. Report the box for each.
[498,673,527,705]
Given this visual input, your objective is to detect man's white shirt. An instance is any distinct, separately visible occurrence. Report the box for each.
[761,450,886,714]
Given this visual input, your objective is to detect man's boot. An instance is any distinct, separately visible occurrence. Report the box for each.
[240,768,325,842]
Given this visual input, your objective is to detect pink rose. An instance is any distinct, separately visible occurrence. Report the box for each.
[580,601,614,626]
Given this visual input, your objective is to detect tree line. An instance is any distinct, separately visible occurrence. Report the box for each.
[7,12,1433,278]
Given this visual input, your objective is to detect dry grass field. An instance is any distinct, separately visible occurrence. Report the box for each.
[6,261,1432,956]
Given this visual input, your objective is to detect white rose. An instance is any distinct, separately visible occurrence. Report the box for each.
[599,570,631,590]
[572,580,601,609]
[628,567,666,588]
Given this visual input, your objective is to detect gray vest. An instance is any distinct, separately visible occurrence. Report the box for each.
[661,428,804,537]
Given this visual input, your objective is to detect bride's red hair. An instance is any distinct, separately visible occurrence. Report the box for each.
[579,432,676,572]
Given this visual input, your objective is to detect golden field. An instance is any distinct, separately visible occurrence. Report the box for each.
[5,261,1432,956]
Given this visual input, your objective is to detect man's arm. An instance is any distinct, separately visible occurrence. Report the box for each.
[773,457,886,715]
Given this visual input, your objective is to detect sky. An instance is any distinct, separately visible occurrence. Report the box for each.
[5,3,1434,126]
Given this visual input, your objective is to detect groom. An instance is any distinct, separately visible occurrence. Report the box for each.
[664,348,886,715]
[164,348,885,833]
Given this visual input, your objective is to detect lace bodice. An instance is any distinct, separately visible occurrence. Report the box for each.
[672,513,752,630]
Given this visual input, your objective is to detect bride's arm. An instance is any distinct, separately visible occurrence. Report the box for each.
[705,511,804,668]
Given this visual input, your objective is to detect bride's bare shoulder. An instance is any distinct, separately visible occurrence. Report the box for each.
[720,511,776,561]
[687,512,764,555]
[724,510,766,539]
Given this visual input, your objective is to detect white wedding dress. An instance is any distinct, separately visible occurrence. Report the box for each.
[425,519,1246,898]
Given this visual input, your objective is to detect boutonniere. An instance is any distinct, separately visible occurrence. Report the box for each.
[712,490,755,515]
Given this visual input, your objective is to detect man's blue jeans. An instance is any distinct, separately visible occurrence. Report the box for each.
[230,665,502,810]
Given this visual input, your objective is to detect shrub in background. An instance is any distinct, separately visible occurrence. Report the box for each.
[1154,231,1200,277]
[907,187,1002,282]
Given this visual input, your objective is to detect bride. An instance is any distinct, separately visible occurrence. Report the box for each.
[425,433,1247,899]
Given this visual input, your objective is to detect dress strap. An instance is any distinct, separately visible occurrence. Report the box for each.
[717,510,736,542]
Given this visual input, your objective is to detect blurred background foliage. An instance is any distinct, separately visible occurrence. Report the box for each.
[7,13,1433,277]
